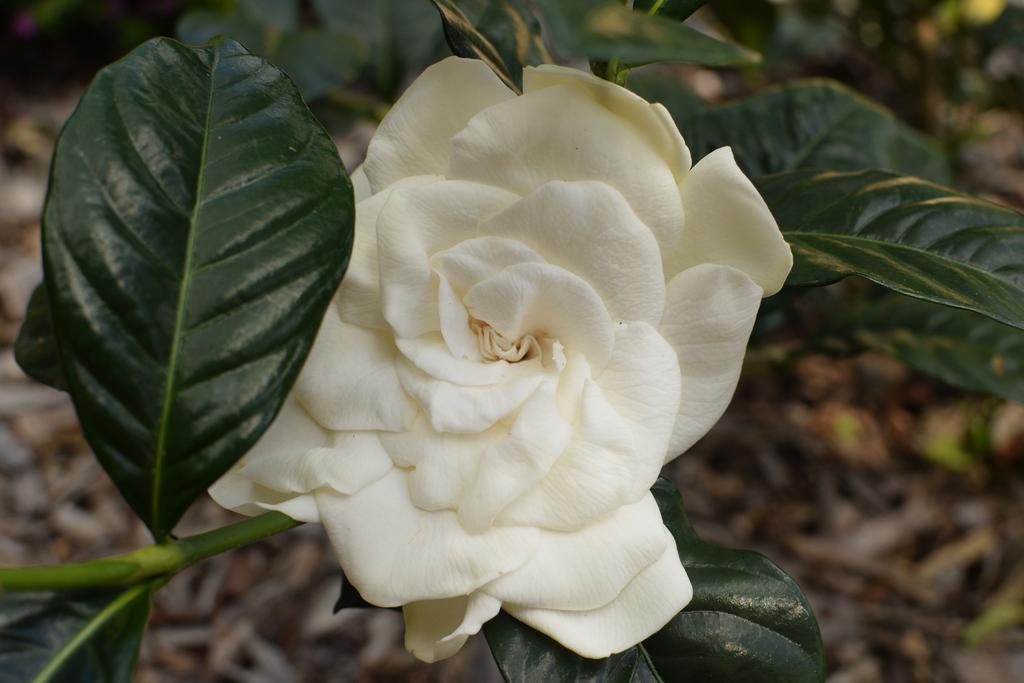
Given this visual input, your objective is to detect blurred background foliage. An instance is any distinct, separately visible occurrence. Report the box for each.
[3,1,1021,186]
[707,0,1023,167]
[1,2,1023,681]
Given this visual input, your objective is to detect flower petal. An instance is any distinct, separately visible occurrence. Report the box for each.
[498,380,637,531]
[208,396,328,522]
[337,175,440,330]
[669,147,793,294]
[209,473,320,523]
[463,262,615,372]
[403,592,502,663]
[437,273,480,361]
[506,528,692,659]
[481,181,666,325]
[363,57,515,193]
[660,263,763,460]
[316,470,539,606]
[377,180,519,339]
[458,381,573,531]
[395,354,547,434]
[524,64,691,181]
[396,333,508,386]
[294,307,417,432]
[597,321,681,473]
[484,493,667,611]
[449,85,685,261]
[350,164,371,203]
[435,235,546,296]
[379,413,506,511]
[240,432,393,496]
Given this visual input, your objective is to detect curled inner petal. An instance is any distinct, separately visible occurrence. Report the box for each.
[473,319,541,363]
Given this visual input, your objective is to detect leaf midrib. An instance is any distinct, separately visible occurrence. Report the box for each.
[782,101,859,172]
[637,643,665,683]
[787,230,1024,294]
[150,44,219,537]
[29,584,149,683]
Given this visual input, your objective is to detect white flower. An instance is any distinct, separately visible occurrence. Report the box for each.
[211,57,792,662]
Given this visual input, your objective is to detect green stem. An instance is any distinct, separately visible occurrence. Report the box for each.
[0,512,299,592]
[647,0,668,14]
[604,58,630,86]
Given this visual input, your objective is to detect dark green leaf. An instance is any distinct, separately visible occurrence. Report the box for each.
[333,574,379,612]
[646,479,825,682]
[274,30,366,100]
[759,169,1024,330]
[621,69,707,118]
[486,479,824,682]
[176,11,267,53]
[42,37,354,538]
[460,0,550,70]
[313,0,447,97]
[534,0,760,67]
[633,0,708,21]
[823,295,1024,402]
[486,611,661,683]
[430,0,549,90]
[429,0,521,91]
[14,285,67,391]
[0,584,153,683]
[630,77,950,184]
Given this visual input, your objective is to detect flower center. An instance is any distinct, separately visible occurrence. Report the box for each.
[472,319,540,363]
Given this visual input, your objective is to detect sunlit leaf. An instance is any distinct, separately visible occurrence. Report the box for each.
[430,0,549,90]
[631,76,951,184]
[760,169,1024,330]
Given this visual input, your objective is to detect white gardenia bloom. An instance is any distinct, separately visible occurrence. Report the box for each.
[211,57,793,662]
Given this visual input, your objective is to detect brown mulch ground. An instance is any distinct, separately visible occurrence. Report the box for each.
[1,82,1023,683]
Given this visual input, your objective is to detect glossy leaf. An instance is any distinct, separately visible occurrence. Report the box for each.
[313,0,446,97]
[534,0,760,67]
[486,611,660,682]
[646,479,825,682]
[634,0,708,21]
[430,0,520,90]
[823,295,1024,402]
[759,169,1024,330]
[42,37,354,538]
[430,0,549,91]
[14,285,66,391]
[333,575,379,612]
[0,584,153,683]
[631,77,950,184]
[486,479,825,682]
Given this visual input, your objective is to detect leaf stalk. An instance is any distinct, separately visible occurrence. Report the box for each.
[0,512,299,592]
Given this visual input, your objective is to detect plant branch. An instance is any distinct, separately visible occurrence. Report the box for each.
[0,511,299,592]
[603,58,630,86]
